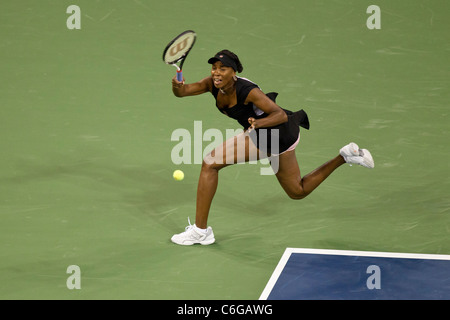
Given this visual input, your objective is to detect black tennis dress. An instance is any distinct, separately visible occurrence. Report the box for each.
[211,77,309,155]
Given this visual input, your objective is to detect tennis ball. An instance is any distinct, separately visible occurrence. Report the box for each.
[173,169,184,181]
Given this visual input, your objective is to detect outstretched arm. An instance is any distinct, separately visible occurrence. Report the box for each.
[172,76,212,98]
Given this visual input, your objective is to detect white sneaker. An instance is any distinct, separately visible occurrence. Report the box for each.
[171,218,215,246]
[340,142,374,169]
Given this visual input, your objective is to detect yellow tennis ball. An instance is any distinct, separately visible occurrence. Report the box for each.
[173,169,184,181]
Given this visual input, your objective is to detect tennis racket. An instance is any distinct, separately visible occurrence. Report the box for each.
[162,30,196,82]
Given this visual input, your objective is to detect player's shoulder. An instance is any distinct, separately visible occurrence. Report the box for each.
[236,77,261,102]
[237,76,259,88]
[236,76,260,95]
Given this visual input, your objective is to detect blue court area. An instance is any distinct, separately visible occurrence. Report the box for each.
[260,248,450,300]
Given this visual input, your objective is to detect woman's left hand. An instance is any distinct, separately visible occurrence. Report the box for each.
[248,117,257,132]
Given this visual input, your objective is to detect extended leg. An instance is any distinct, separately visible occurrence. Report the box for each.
[275,150,345,199]
[275,142,374,199]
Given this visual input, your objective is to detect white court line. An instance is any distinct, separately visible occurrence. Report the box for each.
[259,247,450,300]
[259,248,292,300]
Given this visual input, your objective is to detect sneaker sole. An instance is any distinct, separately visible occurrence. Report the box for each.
[170,238,216,246]
[200,238,215,245]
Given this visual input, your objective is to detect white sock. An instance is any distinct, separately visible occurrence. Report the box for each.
[194,224,207,233]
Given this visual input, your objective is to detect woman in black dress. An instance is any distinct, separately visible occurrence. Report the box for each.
[170,50,374,245]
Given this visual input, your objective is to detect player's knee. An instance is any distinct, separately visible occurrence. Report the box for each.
[202,154,226,171]
[287,190,308,200]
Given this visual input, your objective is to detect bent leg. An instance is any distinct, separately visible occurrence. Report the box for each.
[195,131,266,228]
[275,150,345,199]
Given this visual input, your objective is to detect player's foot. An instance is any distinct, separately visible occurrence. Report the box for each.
[171,218,215,245]
[340,142,374,169]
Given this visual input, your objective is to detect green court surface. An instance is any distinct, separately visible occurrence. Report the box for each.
[0,0,448,299]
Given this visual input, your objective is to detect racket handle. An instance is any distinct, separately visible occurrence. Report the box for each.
[176,70,183,82]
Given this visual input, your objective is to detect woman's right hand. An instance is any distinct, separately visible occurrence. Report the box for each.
[172,75,185,88]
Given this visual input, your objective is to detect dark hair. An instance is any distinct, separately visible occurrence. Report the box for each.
[217,49,243,73]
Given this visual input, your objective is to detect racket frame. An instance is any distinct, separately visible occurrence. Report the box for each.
[162,30,196,81]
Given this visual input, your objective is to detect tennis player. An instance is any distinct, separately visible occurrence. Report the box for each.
[170,50,374,245]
